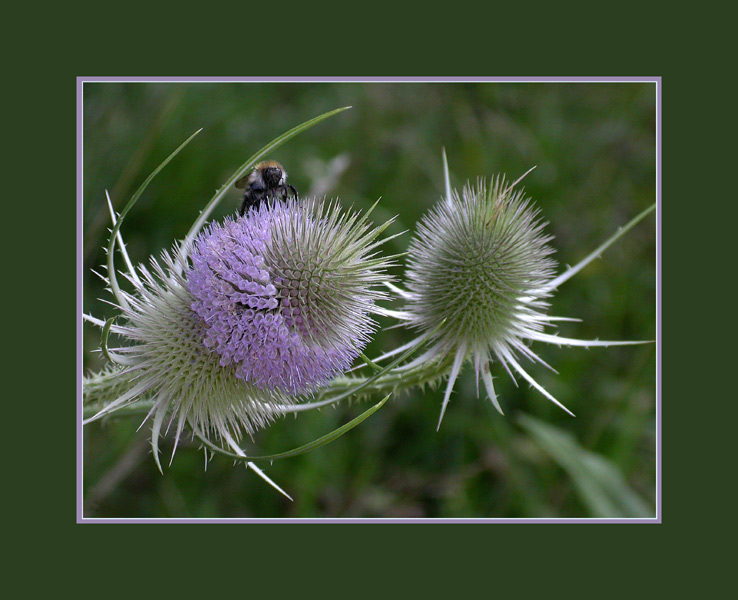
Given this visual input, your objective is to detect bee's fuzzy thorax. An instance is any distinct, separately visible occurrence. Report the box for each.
[254,159,285,173]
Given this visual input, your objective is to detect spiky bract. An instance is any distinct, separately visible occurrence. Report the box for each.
[87,245,293,466]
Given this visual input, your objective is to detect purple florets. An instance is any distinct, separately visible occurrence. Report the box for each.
[188,202,364,394]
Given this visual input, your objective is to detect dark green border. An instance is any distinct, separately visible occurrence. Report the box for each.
[11,3,717,593]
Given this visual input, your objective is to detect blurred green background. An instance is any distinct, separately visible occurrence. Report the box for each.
[82,81,656,518]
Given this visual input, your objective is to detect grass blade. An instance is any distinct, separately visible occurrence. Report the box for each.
[518,413,653,518]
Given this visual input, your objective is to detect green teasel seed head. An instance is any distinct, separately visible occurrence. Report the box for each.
[404,177,556,357]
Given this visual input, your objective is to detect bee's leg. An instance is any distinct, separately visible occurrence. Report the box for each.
[275,185,292,202]
[288,184,298,199]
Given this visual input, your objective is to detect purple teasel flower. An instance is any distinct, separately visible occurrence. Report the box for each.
[84,196,395,470]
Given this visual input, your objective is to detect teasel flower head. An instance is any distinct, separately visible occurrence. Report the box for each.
[400,169,647,428]
[85,196,394,469]
[188,197,392,394]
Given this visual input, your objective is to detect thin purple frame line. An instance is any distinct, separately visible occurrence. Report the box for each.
[77,77,661,524]
[77,77,84,523]
[79,517,658,524]
[77,76,660,83]
[656,78,662,523]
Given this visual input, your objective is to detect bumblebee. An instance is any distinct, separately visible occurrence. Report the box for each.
[235,160,298,216]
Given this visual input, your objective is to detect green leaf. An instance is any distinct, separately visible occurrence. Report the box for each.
[518,413,654,518]
[195,393,390,463]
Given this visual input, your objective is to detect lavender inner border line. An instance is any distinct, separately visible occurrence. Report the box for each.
[77,76,662,524]
[78,76,660,83]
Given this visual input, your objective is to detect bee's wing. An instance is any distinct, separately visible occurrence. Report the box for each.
[235,174,251,189]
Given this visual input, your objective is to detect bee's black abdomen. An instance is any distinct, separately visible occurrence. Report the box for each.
[240,191,262,216]
[236,162,297,217]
